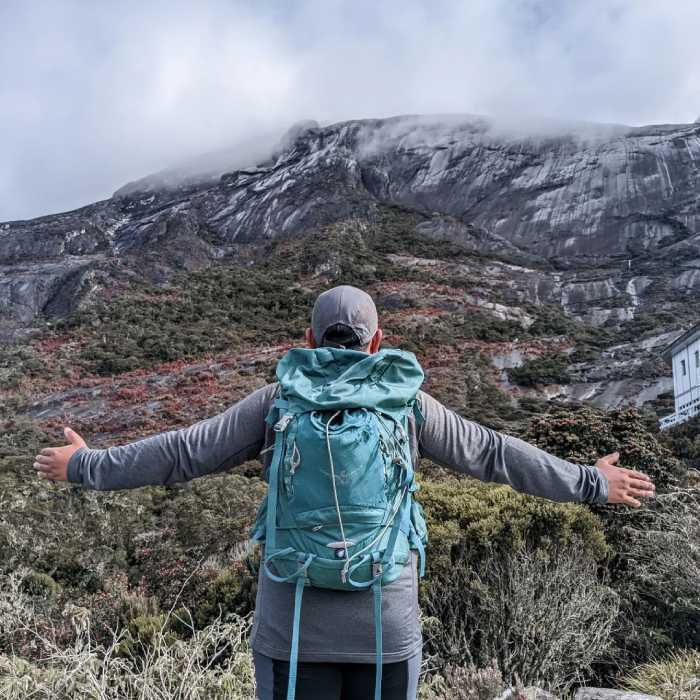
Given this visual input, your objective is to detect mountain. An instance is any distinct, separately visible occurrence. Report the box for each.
[2,114,700,422]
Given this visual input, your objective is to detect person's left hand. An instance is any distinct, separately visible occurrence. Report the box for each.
[33,427,87,482]
[595,451,655,507]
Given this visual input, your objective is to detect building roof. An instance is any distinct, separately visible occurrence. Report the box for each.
[661,320,700,361]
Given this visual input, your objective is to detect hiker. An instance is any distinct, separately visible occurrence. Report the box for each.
[34,284,656,700]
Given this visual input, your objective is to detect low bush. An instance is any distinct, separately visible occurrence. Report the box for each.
[526,303,578,337]
[659,413,700,473]
[602,488,700,668]
[193,566,257,630]
[417,474,608,577]
[622,649,700,700]
[508,352,571,387]
[416,474,612,689]
[1,432,266,640]
[20,571,59,599]
[523,404,697,676]
[524,404,685,491]
[421,349,526,432]
[0,344,47,391]
[421,542,618,693]
[0,414,50,473]
[0,570,255,700]
[418,658,505,700]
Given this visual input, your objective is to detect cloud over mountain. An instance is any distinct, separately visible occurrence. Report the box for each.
[1,0,699,220]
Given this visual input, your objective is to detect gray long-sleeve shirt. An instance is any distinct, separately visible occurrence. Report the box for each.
[67,382,608,663]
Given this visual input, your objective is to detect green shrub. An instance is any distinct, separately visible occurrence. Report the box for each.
[0,430,266,646]
[128,475,266,612]
[117,613,179,657]
[508,353,571,387]
[1,570,255,698]
[0,414,50,473]
[659,414,700,473]
[603,488,700,667]
[616,309,697,343]
[524,404,685,490]
[0,344,47,391]
[526,303,578,337]
[0,605,255,699]
[417,475,608,575]
[62,264,314,375]
[421,349,525,432]
[193,567,256,630]
[568,344,600,363]
[20,571,59,599]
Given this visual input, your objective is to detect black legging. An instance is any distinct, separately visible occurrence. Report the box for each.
[253,650,422,699]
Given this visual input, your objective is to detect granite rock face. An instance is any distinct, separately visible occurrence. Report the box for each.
[1,114,698,347]
[573,689,661,700]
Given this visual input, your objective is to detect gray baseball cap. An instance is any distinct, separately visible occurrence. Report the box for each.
[311,285,379,347]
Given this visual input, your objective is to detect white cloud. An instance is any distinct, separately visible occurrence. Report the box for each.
[1,0,699,220]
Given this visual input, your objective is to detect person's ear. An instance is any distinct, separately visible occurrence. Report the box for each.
[368,328,383,353]
[305,328,317,348]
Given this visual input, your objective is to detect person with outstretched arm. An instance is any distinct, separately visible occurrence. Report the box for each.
[34,285,656,700]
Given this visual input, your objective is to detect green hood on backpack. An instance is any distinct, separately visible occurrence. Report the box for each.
[275,347,425,414]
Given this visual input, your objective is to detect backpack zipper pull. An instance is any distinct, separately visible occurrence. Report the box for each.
[290,447,300,474]
[274,414,293,432]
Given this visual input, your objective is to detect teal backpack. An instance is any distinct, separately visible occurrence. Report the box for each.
[249,346,428,700]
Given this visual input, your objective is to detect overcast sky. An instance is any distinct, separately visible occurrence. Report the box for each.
[1,0,699,221]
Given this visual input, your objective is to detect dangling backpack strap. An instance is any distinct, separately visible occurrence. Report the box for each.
[372,563,383,700]
[285,553,316,700]
[287,573,306,700]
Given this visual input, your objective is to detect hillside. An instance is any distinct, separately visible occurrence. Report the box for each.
[2,115,700,421]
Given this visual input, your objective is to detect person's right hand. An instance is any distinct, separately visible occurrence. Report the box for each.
[33,427,87,482]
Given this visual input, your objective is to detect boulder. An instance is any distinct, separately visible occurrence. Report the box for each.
[574,688,661,700]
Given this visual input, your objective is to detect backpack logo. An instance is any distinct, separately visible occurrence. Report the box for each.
[249,347,428,700]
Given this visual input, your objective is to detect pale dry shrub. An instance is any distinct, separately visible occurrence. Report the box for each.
[422,543,619,692]
[0,570,255,700]
[622,649,700,700]
[604,488,700,665]
[418,658,506,700]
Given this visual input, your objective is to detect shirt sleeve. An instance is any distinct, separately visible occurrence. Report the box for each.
[416,390,608,504]
[66,383,278,491]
